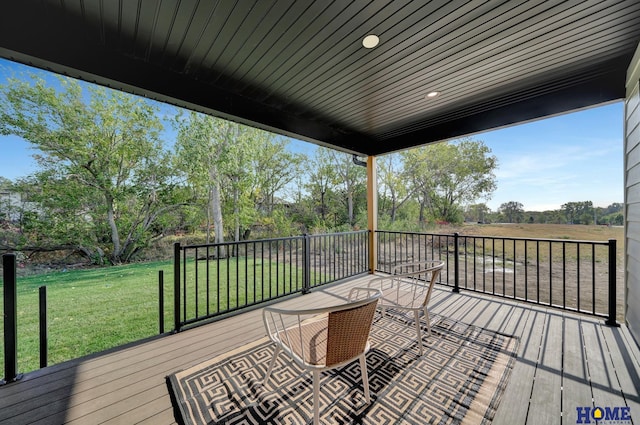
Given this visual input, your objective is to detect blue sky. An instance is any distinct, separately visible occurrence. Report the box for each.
[0,58,624,212]
[468,102,623,211]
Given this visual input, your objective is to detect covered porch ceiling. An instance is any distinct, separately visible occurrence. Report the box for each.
[0,1,639,156]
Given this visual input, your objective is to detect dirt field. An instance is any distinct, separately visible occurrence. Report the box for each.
[377,223,625,321]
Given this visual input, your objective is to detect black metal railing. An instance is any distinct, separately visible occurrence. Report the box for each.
[307,231,369,289]
[172,231,369,331]
[375,230,619,322]
[2,228,620,380]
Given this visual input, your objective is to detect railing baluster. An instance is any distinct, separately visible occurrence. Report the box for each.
[606,239,618,326]
[206,246,210,316]
[158,272,164,335]
[173,243,181,333]
[453,233,460,293]
[39,286,47,369]
[482,238,486,292]
[524,240,528,301]
[195,247,199,319]
[512,239,516,299]
[492,238,496,295]
[473,237,477,291]
[502,238,505,296]
[536,241,540,304]
[562,242,566,309]
[549,242,553,306]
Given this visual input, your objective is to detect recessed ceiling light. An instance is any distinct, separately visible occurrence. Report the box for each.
[426,91,440,98]
[362,34,379,48]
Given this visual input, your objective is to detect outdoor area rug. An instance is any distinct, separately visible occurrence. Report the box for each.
[166,313,519,425]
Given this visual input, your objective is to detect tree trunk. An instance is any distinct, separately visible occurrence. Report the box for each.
[206,188,212,244]
[233,178,240,257]
[347,191,354,225]
[210,178,226,258]
[105,192,122,263]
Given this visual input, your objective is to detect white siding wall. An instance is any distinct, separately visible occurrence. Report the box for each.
[625,43,640,344]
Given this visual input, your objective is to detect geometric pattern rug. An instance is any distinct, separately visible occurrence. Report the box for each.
[166,313,519,425]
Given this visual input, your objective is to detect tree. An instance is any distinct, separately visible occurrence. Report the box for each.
[175,112,242,252]
[304,148,341,226]
[403,138,497,224]
[378,153,414,222]
[326,150,366,225]
[562,201,594,224]
[0,74,183,264]
[251,136,304,214]
[465,203,491,223]
[499,201,524,223]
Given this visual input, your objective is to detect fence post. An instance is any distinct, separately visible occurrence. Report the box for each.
[39,286,48,369]
[158,270,165,334]
[605,238,619,326]
[453,233,460,293]
[2,253,21,384]
[303,234,311,294]
[173,243,181,332]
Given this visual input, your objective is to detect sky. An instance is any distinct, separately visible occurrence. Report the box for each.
[0,58,624,213]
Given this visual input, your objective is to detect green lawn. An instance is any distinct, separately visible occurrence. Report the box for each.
[0,257,314,374]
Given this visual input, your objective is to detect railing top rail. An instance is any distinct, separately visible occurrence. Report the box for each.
[180,235,304,250]
[308,230,369,237]
[374,230,611,246]
[179,230,371,250]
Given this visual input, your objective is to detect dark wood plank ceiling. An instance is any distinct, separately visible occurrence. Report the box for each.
[1,0,639,155]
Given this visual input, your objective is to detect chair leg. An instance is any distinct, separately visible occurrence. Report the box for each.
[264,345,281,385]
[359,354,371,404]
[313,370,320,425]
[414,310,424,355]
[424,307,431,336]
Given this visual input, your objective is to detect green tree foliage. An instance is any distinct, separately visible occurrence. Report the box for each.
[325,150,366,225]
[378,153,414,222]
[175,112,305,245]
[598,202,624,225]
[465,203,491,223]
[499,201,525,223]
[562,201,594,224]
[0,74,184,264]
[402,138,498,224]
[175,112,247,250]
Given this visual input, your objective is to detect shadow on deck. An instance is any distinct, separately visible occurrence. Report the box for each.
[0,275,638,424]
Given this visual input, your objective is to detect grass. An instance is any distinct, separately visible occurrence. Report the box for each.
[0,260,171,373]
[0,257,315,374]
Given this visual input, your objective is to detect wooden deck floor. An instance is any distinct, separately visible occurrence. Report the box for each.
[1,275,639,424]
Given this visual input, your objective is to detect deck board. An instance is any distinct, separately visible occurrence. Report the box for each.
[492,307,544,425]
[0,275,639,425]
[582,321,628,416]
[562,315,594,424]
[528,312,563,424]
[599,324,640,416]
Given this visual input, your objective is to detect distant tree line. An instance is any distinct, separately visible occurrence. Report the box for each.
[464,201,623,226]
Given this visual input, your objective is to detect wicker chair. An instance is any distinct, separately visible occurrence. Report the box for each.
[262,288,381,425]
[367,260,445,355]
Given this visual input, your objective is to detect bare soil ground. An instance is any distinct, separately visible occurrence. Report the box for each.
[377,223,625,321]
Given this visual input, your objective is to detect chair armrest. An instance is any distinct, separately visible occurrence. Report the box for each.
[391,260,445,275]
[367,275,395,292]
[348,287,382,302]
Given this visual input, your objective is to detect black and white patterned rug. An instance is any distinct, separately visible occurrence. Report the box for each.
[167,313,518,424]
